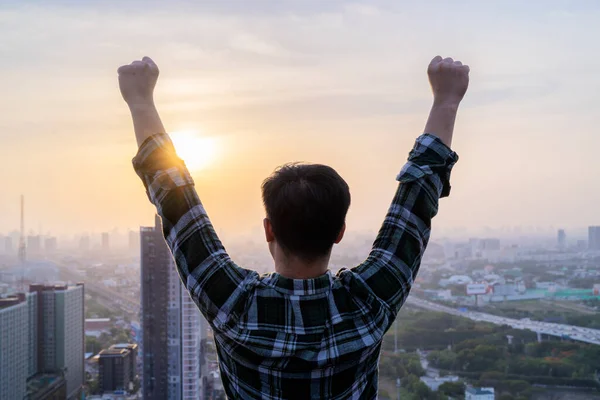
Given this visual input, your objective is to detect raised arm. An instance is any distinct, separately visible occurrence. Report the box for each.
[118,57,165,147]
[424,55,470,147]
[118,57,257,330]
[351,56,468,315]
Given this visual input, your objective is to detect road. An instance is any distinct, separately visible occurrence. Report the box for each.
[406,296,600,346]
[51,263,600,347]
[58,266,140,316]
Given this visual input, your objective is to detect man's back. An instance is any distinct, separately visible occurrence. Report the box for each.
[214,270,389,399]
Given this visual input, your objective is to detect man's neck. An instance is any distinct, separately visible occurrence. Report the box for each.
[273,250,330,279]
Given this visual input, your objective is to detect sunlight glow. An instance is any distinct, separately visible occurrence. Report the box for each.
[170,130,218,171]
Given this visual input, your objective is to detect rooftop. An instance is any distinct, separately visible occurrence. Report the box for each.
[99,348,130,357]
[27,373,65,400]
[466,386,495,395]
[111,343,138,351]
[29,283,84,292]
[86,318,111,322]
[0,292,26,309]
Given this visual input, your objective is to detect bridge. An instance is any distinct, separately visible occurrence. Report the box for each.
[406,296,600,346]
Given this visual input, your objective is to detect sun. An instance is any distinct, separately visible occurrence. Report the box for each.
[170,130,218,171]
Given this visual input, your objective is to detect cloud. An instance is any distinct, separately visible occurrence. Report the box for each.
[229,33,290,57]
[344,3,382,16]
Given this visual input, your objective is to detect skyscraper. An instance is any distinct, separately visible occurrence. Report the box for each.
[45,236,58,254]
[79,235,90,252]
[588,226,600,251]
[480,238,501,251]
[102,232,110,253]
[30,284,85,399]
[129,230,140,253]
[167,264,205,400]
[27,235,42,256]
[0,284,83,399]
[557,229,566,249]
[0,294,29,400]
[4,235,13,254]
[141,215,206,400]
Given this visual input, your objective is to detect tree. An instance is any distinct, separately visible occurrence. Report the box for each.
[413,380,433,399]
[85,336,101,354]
[86,379,99,395]
[505,380,531,396]
[438,381,465,397]
[407,360,425,377]
[497,395,514,400]
[379,358,396,378]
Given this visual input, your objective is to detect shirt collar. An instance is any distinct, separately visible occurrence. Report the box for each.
[267,270,333,296]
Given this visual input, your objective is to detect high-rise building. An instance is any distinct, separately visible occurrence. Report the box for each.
[3,235,13,254]
[141,215,206,400]
[27,235,42,256]
[98,345,136,394]
[168,265,205,400]
[129,230,140,253]
[589,226,600,251]
[30,284,85,399]
[45,237,58,254]
[0,293,29,400]
[557,229,566,249]
[79,235,90,252]
[0,284,83,399]
[102,232,110,253]
[480,238,501,251]
[140,217,170,400]
[110,343,138,384]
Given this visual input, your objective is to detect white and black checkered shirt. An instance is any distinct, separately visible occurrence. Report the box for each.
[133,132,458,399]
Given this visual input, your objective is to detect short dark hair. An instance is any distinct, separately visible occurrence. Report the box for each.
[261,163,351,262]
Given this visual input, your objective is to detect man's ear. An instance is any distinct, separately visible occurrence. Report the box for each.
[334,223,346,244]
[264,218,275,242]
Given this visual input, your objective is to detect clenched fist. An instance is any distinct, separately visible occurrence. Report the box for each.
[427,56,469,106]
[118,56,159,107]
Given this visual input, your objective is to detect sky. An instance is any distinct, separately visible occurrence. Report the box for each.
[1,0,600,239]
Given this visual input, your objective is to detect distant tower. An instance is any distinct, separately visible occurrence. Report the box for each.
[589,226,600,251]
[18,195,26,264]
[101,232,110,253]
[557,229,566,250]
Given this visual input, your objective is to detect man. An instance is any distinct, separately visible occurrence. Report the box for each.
[119,55,468,399]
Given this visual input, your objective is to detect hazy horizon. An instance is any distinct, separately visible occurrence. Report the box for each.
[2,1,600,237]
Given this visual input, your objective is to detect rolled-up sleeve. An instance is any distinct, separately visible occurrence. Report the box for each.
[396,133,458,198]
[133,133,195,206]
[133,133,256,331]
[350,133,458,318]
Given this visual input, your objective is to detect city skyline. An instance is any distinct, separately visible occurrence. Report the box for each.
[2,1,600,236]
[3,220,600,242]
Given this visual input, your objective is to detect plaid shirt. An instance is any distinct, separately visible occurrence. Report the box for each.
[133,133,458,400]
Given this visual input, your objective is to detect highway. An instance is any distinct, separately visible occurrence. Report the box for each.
[57,266,141,316]
[406,296,600,346]
[52,261,600,347]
